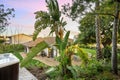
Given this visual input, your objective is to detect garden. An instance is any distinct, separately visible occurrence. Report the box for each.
[0,0,120,80]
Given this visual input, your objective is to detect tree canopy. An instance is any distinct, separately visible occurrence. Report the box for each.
[0,4,14,33]
[62,0,118,47]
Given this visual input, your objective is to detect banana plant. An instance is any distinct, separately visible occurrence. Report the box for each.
[55,31,89,77]
[56,31,71,76]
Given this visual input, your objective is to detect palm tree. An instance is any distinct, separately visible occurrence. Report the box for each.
[33,0,66,40]
[111,1,119,75]
[95,0,103,60]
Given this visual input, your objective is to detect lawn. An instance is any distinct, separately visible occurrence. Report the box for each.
[81,48,96,54]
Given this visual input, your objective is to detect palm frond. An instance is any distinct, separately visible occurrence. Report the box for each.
[33,11,51,40]
[33,0,65,39]
[33,28,41,40]
[46,0,61,21]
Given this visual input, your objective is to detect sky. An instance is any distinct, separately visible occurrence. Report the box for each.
[1,0,79,38]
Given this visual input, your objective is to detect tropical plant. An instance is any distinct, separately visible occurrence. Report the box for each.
[55,31,72,77]
[45,31,89,79]
[33,0,66,40]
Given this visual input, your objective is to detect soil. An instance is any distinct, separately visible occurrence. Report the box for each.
[27,67,48,80]
[28,67,120,80]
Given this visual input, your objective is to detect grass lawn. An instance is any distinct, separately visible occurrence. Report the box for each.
[81,48,96,54]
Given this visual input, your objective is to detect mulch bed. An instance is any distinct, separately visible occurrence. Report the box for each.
[27,67,120,80]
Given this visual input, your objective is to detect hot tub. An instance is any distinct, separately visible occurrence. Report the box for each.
[0,53,19,80]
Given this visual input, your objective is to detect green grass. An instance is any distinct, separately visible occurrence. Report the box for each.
[81,48,96,54]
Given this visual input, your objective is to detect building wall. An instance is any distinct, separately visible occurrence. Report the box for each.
[11,34,32,44]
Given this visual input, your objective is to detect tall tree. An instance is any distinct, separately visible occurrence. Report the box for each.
[0,4,14,34]
[95,0,103,59]
[77,13,113,47]
[111,1,119,74]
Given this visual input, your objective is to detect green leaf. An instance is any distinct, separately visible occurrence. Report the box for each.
[62,31,70,50]
[67,66,77,79]
[33,28,41,40]
[76,48,89,64]
[20,41,48,67]
[55,35,62,49]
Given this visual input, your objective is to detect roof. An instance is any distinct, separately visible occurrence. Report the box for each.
[44,37,55,45]
[23,37,55,47]
[23,37,43,47]
[23,37,73,47]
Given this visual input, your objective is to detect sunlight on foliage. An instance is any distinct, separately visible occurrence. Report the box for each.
[67,44,89,65]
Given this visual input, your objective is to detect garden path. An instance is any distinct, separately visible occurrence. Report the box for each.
[20,52,81,66]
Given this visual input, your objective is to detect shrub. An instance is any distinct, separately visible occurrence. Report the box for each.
[0,44,24,61]
[102,45,111,60]
[0,44,24,53]
[96,71,119,80]
[0,39,5,43]
[72,59,111,79]
[46,67,61,79]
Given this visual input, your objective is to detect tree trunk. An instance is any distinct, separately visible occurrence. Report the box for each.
[95,1,103,59]
[58,26,64,39]
[111,2,119,75]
